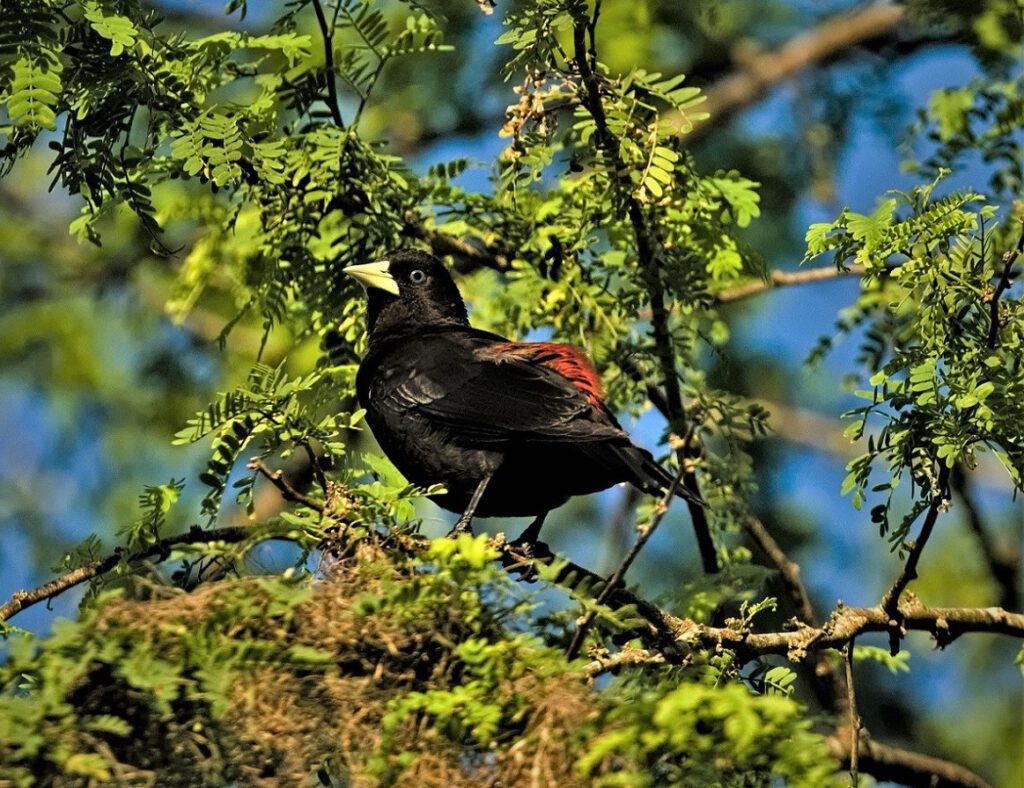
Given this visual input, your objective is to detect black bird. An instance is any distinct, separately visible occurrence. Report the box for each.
[345,249,683,541]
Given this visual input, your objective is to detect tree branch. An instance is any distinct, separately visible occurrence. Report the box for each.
[741,515,847,714]
[248,456,326,513]
[743,516,817,625]
[1,459,336,625]
[714,264,867,303]
[827,736,993,788]
[843,642,862,787]
[571,17,718,574]
[682,4,907,138]
[880,466,952,650]
[311,0,346,128]
[581,598,1024,665]
[985,215,1024,348]
[498,541,1024,665]
[405,221,512,272]
[0,526,253,623]
[584,645,665,678]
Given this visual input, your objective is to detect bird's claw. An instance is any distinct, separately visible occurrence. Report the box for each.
[507,537,552,560]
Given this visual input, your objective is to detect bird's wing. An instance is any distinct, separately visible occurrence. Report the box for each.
[370,331,625,445]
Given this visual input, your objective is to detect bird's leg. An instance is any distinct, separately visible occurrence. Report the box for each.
[449,475,491,536]
[513,511,548,547]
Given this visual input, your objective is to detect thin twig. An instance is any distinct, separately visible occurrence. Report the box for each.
[715,264,867,303]
[881,467,951,620]
[298,439,330,498]
[986,217,1024,348]
[877,221,1022,649]
[743,516,817,625]
[311,0,346,128]
[248,457,325,513]
[0,526,252,623]
[742,515,847,714]
[844,641,860,787]
[565,463,688,659]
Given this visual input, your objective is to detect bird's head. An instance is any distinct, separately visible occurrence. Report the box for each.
[344,249,469,338]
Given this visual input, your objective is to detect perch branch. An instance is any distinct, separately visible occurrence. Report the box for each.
[575,599,1024,667]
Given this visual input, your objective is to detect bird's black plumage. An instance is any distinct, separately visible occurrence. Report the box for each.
[348,249,677,535]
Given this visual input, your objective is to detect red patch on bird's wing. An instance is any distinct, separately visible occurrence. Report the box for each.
[481,341,605,408]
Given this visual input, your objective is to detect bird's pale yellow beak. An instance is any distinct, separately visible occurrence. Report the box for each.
[343,260,399,296]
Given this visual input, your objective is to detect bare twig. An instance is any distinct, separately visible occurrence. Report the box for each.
[844,642,861,787]
[248,457,326,513]
[0,526,252,623]
[880,466,952,649]
[311,0,346,128]
[566,463,688,659]
[715,264,867,303]
[827,735,993,788]
[743,516,817,625]
[681,4,907,138]
[742,515,847,714]
[584,645,665,678]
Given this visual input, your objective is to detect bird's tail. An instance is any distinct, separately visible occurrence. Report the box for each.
[610,444,697,504]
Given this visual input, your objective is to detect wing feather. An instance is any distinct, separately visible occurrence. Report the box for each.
[367,330,624,445]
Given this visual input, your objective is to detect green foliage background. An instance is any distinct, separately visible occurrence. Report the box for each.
[0,0,1021,785]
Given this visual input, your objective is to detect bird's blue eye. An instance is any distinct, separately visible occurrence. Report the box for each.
[410,269,426,284]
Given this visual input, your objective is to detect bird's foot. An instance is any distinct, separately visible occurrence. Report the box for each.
[506,535,553,560]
